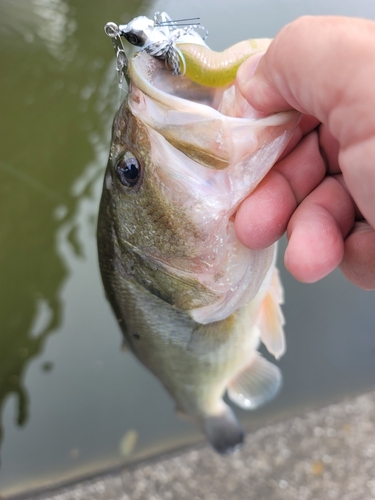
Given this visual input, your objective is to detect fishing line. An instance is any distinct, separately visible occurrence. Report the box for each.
[156,17,201,24]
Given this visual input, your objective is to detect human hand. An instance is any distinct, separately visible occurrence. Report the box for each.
[235,16,375,289]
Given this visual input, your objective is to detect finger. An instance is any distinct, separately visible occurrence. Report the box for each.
[235,169,296,249]
[276,130,327,204]
[237,16,375,148]
[284,177,355,282]
[318,124,340,174]
[339,137,375,230]
[279,114,320,160]
[333,173,363,221]
[339,222,375,289]
[235,130,326,248]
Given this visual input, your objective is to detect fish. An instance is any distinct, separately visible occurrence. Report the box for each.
[97,18,299,454]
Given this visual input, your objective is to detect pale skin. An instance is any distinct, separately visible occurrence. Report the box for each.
[234,16,375,289]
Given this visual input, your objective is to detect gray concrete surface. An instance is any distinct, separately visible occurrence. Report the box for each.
[26,391,375,500]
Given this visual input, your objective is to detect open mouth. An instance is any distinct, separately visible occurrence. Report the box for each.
[125,51,299,324]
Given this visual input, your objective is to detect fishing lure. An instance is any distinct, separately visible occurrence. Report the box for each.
[105,12,270,87]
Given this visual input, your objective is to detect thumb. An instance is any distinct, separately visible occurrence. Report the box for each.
[237,15,375,126]
[237,45,293,115]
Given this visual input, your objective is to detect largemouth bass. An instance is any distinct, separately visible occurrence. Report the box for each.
[98,14,299,454]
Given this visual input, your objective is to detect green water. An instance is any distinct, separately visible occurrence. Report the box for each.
[1,0,375,496]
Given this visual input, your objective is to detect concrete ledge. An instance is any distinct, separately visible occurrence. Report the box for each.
[28,391,375,500]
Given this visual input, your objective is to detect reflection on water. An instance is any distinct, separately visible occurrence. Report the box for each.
[0,0,77,62]
[0,0,156,494]
[0,294,60,452]
[0,0,375,497]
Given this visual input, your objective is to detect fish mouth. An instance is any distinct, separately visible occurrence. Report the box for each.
[126,51,298,323]
[128,51,299,173]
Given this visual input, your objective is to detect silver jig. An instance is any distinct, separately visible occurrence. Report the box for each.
[117,12,208,76]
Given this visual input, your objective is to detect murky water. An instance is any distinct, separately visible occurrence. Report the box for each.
[1,0,375,496]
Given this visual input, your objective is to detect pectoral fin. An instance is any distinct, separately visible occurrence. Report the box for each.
[258,269,286,359]
[227,352,282,410]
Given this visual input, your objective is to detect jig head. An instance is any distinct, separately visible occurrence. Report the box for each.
[105,12,208,77]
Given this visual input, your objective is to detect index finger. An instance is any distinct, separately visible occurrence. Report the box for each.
[235,129,326,248]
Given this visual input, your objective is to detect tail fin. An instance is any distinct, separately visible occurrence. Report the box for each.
[204,405,244,455]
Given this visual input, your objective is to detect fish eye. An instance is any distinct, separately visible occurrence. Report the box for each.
[124,30,146,47]
[115,153,141,187]
[127,33,140,45]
